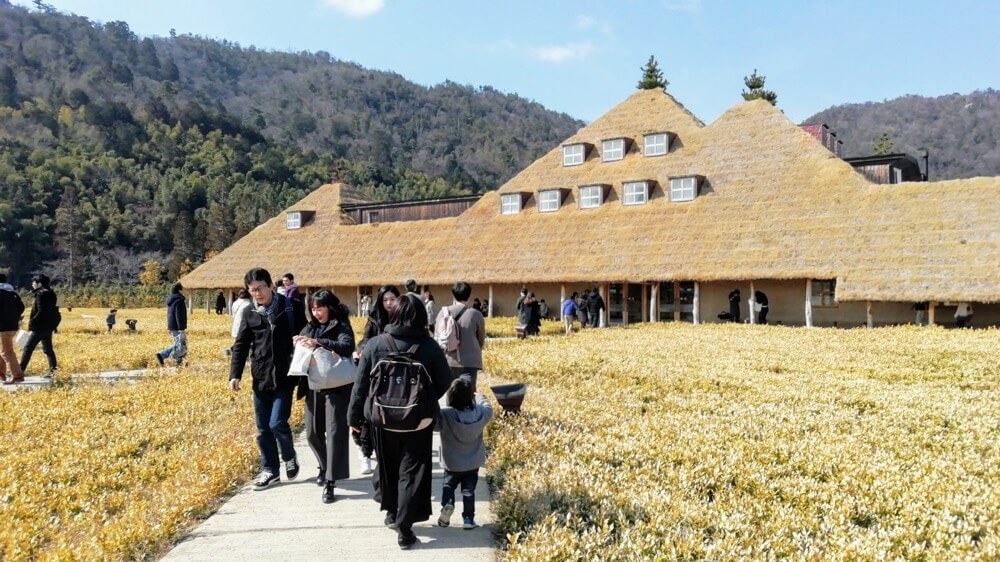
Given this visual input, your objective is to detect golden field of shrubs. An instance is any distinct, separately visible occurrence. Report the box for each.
[5,307,998,560]
[484,323,999,561]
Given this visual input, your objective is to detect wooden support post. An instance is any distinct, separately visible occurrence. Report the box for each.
[805,279,813,328]
[650,283,658,322]
[692,282,700,325]
[928,301,936,326]
[749,281,756,324]
[621,283,629,327]
[674,282,681,323]
[641,283,649,323]
[488,285,494,318]
[559,285,566,319]
[356,286,361,317]
[227,290,234,315]
[866,301,873,328]
[600,284,609,328]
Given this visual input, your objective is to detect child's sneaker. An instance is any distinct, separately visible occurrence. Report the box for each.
[437,502,454,527]
[359,456,373,475]
[462,516,476,529]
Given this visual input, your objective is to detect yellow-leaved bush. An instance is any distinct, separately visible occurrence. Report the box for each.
[484,323,999,561]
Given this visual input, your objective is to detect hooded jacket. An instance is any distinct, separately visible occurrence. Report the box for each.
[0,284,25,332]
[165,293,187,331]
[437,393,493,472]
[230,293,306,392]
[28,287,59,332]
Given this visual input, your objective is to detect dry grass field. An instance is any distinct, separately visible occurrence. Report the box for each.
[3,308,997,560]
[484,323,999,561]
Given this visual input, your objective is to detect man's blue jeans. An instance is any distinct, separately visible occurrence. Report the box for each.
[253,384,297,474]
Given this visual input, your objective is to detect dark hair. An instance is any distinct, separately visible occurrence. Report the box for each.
[237,288,250,299]
[452,282,472,302]
[32,274,51,288]
[0,273,6,283]
[446,377,474,411]
[571,291,578,298]
[425,292,434,302]
[310,289,350,324]
[244,267,272,288]
[109,308,117,313]
[389,293,428,331]
[170,282,183,294]
[370,285,401,329]
[404,279,418,293]
[282,272,294,281]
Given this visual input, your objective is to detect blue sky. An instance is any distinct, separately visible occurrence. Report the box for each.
[14,0,1000,124]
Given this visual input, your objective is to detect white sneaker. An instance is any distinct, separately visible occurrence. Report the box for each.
[360,456,373,475]
[437,502,454,527]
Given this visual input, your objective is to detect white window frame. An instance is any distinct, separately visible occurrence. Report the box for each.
[579,185,603,209]
[538,189,561,212]
[644,133,669,157]
[670,177,697,202]
[623,181,648,206]
[811,279,837,307]
[602,139,625,162]
[563,144,585,166]
[286,212,302,230]
[501,193,521,215]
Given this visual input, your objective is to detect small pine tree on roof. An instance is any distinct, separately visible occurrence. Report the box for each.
[873,132,895,155]
[637,56,668,90]
[741,69,778,105]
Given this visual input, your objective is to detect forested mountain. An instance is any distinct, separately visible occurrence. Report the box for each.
[803,89,1000,181]
[0,1,583,286]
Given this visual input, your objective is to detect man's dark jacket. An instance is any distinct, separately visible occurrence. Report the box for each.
[0,289,25,332]
[166,293,187,331]
[28,288,59,332]
[230,293,306,392]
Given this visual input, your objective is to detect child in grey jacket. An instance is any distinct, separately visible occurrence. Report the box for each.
[436,377,493,529]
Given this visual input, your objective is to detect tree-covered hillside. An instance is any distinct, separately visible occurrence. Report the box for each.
[803,89,1000,181]
[0,1,583,286]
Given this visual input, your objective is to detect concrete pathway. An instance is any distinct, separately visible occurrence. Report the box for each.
[161,431,496,561]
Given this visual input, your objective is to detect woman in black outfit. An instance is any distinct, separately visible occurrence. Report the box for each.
[348,294,451,550]
[294,290,355,504]
[754,290,769,325]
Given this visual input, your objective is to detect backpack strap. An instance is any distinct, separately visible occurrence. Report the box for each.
[406,344,420,355]
[384,334,399,354]
[283,295,296,336]
[454,305,468,323]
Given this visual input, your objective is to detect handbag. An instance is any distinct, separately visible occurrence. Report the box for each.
[307,347,356,390]
[15,329,31,348]
[289,342,313,377]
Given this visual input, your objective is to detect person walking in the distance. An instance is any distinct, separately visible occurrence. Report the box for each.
[587,287,606,328]
[215,291,226,315]
[0,273,25,384]
[728,289,741,323]
[754,290,770,325]
[562,293,578,335]
[436,377,493,530]
[155,283,187,367]
[18,274,59,379]
[229,268,307,490]
[106,308,117,333]
[438,282,486,389]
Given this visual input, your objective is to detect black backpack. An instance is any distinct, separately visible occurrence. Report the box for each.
[366,336,432,431]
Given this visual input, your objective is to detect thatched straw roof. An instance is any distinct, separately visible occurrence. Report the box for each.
[182,89,1000,302]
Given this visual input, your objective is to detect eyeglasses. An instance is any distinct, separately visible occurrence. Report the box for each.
[247,284,268,294]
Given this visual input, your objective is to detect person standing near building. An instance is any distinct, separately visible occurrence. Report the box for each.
[754,290,770,325]
[281,273,301,302]
[912,301,929,326]
[155,282,187,367]
[587,287,606,328]
[18,274,59,379]
[215,291,226,315]
[562,293,578,335]
[954,302,973,328]
[441,282,486,389]
[728,289,741,323]
[0,273,25,384]
[229,268,307,490]
[423,290,437,334]
[576,289,589,329]
[404,278,420,299]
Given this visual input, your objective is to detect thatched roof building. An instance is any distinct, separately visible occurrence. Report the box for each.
[182,89,1000,326]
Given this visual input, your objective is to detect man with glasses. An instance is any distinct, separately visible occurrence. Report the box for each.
[229,268,307,490]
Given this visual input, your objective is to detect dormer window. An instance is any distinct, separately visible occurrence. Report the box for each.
[285,210,314,229]
[602,138,625,162]
[669,176,700,202]
[643,133,670,157]
[623,181,650,206]
[563,144,585,166]
[579,185,604,209]
[538,189,562,212]
[501,193,522,215]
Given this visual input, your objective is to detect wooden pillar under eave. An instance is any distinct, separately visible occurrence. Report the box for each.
[355,286,361,317]
[692,282,700,325]
[488,285,494,318]
[805,279,813,328]
[641,283,649,323]
[227,290,234,315]
[600,284,609,328]
[748,281,756,325]
[866,301,873,328]
[650,283,658,322]
[560,285,566,320]
[621,283,629,327]
[928,302,936,326]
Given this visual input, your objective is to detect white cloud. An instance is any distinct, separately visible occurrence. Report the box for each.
[320,0,386,17]
[530,42,595,63]
[575,14,614,38]
[576,15,595,30]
